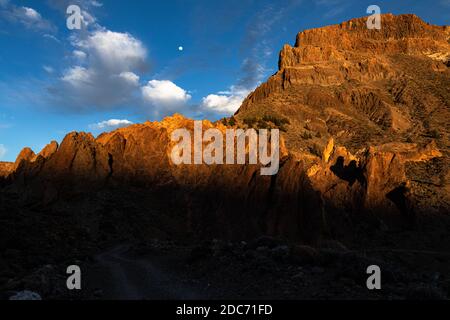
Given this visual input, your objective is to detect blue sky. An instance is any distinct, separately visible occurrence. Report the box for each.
[0,0,448,161]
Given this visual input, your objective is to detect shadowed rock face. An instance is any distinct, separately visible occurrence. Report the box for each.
[1,14,448,244]
[2,121,445,243]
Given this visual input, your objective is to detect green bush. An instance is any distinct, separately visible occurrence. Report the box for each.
[301,131,313,140]
[257,119,271,129]
[242,115,290,131]
[243,117,257,127]
[262,115,290,127]
[309,143,322,157]
[429,129,441,139]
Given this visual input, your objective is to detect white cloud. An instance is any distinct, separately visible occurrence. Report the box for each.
[91,1,103,7]
[315,0,347,18]
[73,50,87,60]
[200,59,260,116]
[22,7,40,20]
[202,95,243,114]
[80,9,97,28]
[119,72,140,85]
[0,3,55,32]
[50,30,148,110]
[43,34,60,43]
[43,65,54,74]
[0,144,7,160]
[74,30,147,73]
[55,64,140,110]
[142,80,191,108]
[89,119,133,130]
[61,66,93,86]
[46,5,191,117]
[201,86,250,114]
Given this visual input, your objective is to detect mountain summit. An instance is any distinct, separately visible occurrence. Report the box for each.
[236,14,449,153]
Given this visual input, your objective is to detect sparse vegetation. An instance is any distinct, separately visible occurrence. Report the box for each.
[429,129,441,139]
[243,114,290,132]
[243,117,258,127]
[301,131,313,140]
[309,143,323,157]
[262,115,290,127]
[221,116,236,127]
[256,119,271,129]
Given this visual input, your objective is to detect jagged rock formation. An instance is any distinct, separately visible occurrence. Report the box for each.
[0,162,13,179]
[0,14,448,245]
[1,121,446,243]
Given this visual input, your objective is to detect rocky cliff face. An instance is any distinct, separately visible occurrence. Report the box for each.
[235,13,449,221]
[1,14,448,245]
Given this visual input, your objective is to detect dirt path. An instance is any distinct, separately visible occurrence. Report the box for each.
[86,245,203,300]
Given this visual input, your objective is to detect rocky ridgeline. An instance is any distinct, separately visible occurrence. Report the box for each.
[0,115,445,242]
